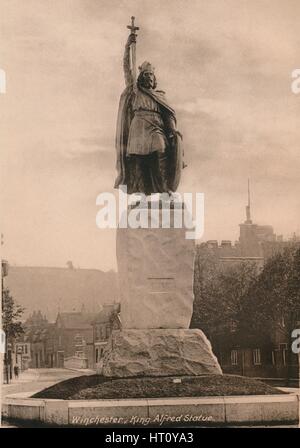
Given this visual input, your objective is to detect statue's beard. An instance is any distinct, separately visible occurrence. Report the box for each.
[141,78,154,89]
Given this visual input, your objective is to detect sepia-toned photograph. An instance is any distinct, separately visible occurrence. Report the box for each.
[1,0,300,431]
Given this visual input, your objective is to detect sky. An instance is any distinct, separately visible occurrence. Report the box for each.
[1,0,300,271]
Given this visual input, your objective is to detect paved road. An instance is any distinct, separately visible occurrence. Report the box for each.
[2,368,92,399]
[1,368,93,428]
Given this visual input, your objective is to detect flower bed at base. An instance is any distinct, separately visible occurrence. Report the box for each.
[32,374,286,400]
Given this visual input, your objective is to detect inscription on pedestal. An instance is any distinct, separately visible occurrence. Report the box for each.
[148,277,175,293]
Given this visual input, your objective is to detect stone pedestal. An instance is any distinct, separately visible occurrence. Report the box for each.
[101,200,222,378]
[102,329,222,377]
[117,201,195,329]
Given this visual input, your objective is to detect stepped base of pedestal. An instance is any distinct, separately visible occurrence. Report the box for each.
[101,329,222,378]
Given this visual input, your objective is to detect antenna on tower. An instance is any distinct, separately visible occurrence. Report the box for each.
[246,178,252,224]
[248,178,250,207]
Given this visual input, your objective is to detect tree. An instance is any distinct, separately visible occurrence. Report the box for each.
[192,244,258,344]
[241,247,300,334]
[2,287,24,340]
[241,246,300,384]
[2,287,24,382]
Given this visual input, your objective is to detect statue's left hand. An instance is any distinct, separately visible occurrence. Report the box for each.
[176,130,183,141]
[169,130,183,141]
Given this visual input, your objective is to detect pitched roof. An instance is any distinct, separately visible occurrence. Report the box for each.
[57,312,96,330]
[92,304,120,324]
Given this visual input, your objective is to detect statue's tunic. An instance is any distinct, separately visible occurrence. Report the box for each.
[127,90,167,155]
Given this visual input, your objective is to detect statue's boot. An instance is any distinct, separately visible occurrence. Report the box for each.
[154,151,169,193]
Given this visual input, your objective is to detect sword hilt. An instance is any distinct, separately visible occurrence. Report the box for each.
[127,16,139,35]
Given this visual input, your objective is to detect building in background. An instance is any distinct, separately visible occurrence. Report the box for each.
[15,341,31,371]
[92,303,121,368]
[17,311,50,369]
[198,182,300,269]
[52,309,97,369]
[16,308,97,369]
[212,317,299,385]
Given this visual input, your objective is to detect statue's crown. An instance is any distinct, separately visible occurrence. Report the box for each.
[138,61,155,73]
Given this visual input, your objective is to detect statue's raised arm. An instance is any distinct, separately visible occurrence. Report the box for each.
[123,34,136,87]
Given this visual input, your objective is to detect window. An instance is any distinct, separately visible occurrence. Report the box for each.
[279,344,288,366]
[271,351,276,366]
[95,348,99,363]
[253,348,261,365]
[282,349,286,366]
[231,350,238,366]
[74,334,83,345]
[229,320,237,333]
[106,326,110,339]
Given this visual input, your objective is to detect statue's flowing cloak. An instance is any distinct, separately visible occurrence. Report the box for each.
[114,84,183,192]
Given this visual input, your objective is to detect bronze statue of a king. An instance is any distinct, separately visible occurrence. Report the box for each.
[114,17,184,196]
